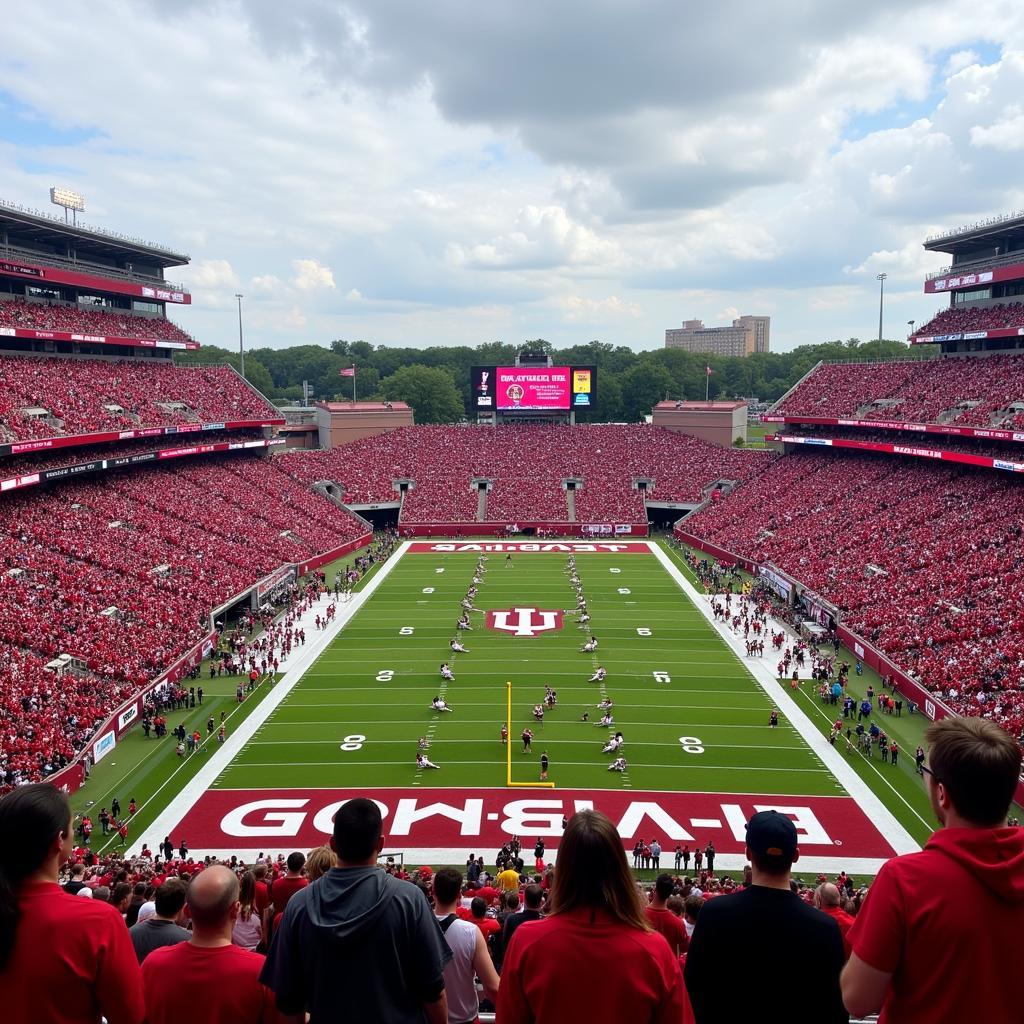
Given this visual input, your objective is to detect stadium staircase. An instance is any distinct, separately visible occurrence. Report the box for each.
[565,485,576,522]
[476,486,488,522]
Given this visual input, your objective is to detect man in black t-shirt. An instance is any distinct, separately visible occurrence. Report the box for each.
[684,810,847,1024]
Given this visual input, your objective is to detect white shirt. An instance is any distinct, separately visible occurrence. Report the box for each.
[435,913,481,1024]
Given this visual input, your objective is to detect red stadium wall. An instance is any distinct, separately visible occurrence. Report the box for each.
[400,521,646,538]
[48,629,216,795]
[297,532,372,574]
[676,526,1024,805]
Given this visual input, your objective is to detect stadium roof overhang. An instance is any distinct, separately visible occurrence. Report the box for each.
[925,214,1024,255]
[0,207,188,268]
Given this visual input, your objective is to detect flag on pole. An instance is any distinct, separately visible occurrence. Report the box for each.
[339,366,356,377]
[705,365,714,376]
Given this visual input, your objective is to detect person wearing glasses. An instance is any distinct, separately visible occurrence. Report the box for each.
[842,717,1024,1023]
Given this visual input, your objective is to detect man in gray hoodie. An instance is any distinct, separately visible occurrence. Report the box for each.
[261,798,451,1023]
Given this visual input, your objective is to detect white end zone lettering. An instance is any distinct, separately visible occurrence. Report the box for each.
[161,788,902,870]
[406,542,649,554]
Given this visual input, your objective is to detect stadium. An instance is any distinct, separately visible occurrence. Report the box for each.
[1,188,1023,1022]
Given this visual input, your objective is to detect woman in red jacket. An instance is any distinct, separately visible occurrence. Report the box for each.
[498,809,685,1023]
[0,784,145,1024]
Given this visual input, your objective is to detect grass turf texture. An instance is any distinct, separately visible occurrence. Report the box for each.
[78,539,956,862]
[211,545,931,849]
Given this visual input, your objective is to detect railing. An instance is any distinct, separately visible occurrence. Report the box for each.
[0,241,190,294]
[926,208,1024,243]
[0,197,188,259]
[925,247,1024,280]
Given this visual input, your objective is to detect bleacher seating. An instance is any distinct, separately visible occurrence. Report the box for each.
[280,424,772,523]
[685,450,1024,739]
[912,301,1024,339]
[774,352,1024,429]
[0,297,193,343]
[0,456,366,785]
[0,354,279,441]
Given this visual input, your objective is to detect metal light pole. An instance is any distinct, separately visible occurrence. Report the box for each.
[876,273,887,357]
[235,293,245,380]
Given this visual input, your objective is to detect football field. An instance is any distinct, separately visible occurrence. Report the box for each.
[141,540,919,872]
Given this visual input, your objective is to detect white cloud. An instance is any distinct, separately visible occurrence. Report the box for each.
[291,259,336,292]
[3,1,1024,352]
[559,294,643,323]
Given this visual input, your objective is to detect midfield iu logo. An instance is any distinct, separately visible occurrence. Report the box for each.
[486,607,565,637]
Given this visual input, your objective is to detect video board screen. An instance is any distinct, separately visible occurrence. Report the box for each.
[472,365,596,412]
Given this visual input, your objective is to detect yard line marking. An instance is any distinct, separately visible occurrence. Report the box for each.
[222,760,832,772]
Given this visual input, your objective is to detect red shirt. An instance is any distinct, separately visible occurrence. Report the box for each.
[268,875,307,915]
[472,915,501,940]
[819,904,855,958]
[0,880,144,1024]
[498,907,685,1024]
[645,906,689,956]
[849,826,1024,1024]
[253,880,270,914]
[141,941,276,1024]
[475,884,500,904]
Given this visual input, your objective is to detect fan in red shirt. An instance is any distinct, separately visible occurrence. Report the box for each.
[468,897,501,941]
[142,865,278,1024]
[842,717,1024,1024]
[645,874,688,956]
[499,810,684,1024]
[265,852,308,937]
[0,784,145,1024]
[813,883,854,958]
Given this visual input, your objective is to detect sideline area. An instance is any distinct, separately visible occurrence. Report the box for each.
[134,541,411,856]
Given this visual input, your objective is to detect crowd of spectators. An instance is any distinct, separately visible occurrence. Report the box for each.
[281,424,772,524]
[0,455,366,787]
[912,301,1024,339]
[685,449,1024,739]
[773,351,1024,429]
[0,297,194,344]
[0,354,278,442]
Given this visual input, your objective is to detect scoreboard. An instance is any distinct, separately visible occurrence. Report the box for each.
[471,365,597,412]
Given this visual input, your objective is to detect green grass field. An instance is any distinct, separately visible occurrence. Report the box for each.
[222,548,835,794]
[92,538,953,870]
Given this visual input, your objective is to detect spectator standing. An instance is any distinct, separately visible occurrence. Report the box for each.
[650,839,661,869]
[232,872,263,952]
[684,810,846,1024]
[645,874,688,956]
[129,880,190,963]
[0,784,145,1024]
[261,797,451,1023]
[704,842,715,874]
[141,866,275,1024]
[433,868,500,1023]
[265,851,307,940]
[814,883,854,959]
[503,882,543,952]
[842,718,1024,1023]
[498,809,684,1024]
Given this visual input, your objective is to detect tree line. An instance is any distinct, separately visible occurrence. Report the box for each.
[177,336,930,424]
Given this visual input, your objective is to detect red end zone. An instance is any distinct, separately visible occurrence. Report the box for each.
[166,788,900,861]
[406,542,650,554]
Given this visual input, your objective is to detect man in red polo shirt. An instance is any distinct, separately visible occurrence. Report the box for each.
[142,865,276,1023]
[813,883,854,958]
[645,874,688,956]
[265,852,307,938]
[842,717,1024,1023]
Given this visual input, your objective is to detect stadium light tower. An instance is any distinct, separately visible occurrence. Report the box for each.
[235,293,245,380]
[876,273,887,351]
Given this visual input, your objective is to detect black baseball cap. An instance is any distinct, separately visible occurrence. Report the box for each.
[745,810,798,860]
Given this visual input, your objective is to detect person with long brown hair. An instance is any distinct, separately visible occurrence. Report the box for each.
[0,783,145,1023]
[497,809,684,1023]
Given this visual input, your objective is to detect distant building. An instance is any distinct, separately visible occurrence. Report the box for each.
[665,315,770,357]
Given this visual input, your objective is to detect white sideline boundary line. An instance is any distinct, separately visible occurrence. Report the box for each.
[647,541,920,856]
[134,540,413,855]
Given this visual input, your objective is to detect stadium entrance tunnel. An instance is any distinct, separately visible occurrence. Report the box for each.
[645,501,697,530]
[346,503,400,530]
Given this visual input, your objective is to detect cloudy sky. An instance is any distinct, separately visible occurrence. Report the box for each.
[2,1,1023,353]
